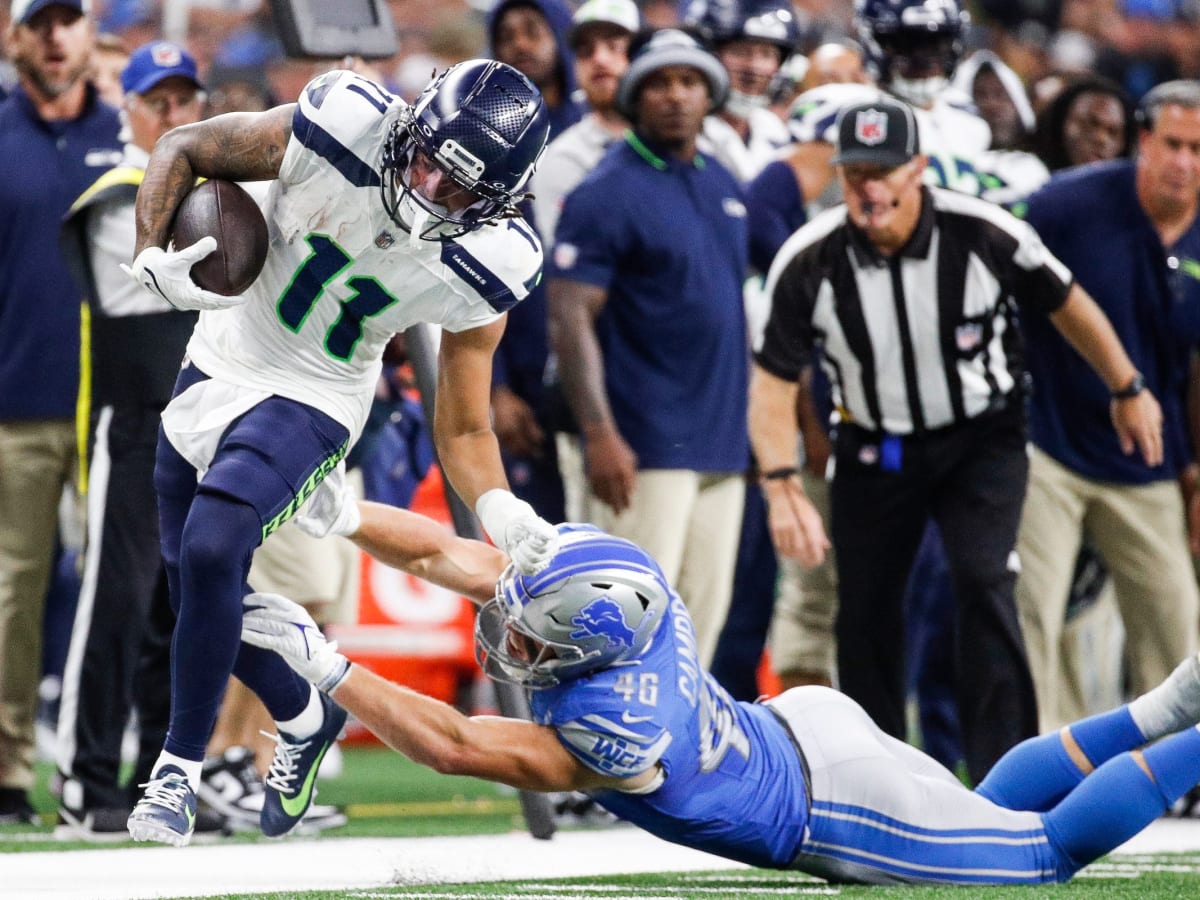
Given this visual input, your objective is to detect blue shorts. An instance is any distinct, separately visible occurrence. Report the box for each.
[176,364,350,539]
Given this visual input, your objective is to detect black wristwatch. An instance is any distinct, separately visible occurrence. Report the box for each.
[1112,372,1146,399]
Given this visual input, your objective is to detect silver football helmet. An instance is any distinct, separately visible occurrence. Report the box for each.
[475,525,671,689]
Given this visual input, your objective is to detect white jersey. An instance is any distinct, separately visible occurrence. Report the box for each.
[700,106,792,184]
[788,83,992,200]
[184,70,542,442]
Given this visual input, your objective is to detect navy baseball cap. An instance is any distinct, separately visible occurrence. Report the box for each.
[11,0,88,25]
[832,97,920,168]
[121,41,204,96]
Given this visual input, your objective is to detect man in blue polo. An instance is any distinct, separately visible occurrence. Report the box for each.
[548,28,751,666]
[0,0,121,825]
[1015,80,1200,733]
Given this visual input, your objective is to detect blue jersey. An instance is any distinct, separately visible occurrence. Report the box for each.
[529,592,810,868]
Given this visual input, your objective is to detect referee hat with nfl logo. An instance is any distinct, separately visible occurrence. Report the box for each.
[832,96,920,168]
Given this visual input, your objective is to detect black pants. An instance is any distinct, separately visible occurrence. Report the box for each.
[830,410,1037,785]
[57,405,174,810]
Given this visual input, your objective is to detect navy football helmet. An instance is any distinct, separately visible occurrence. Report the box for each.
[683,0,800,117]
[475,525,670,690]
[381,59,550,241]
[684,0,801,56]
[855,0,967,107]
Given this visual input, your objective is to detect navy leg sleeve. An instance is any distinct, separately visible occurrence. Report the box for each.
[163,493,260,761]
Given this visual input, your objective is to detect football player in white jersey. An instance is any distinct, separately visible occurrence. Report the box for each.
[241,481,1200,886]
[121,59,557,847]
[684,0,798,183]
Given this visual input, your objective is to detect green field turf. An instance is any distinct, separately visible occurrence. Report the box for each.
[6,746,1200,898]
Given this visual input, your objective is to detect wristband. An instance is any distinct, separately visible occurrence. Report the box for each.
[316,655,351,695]
[1112,372,1146,400]
[761,466,798,481]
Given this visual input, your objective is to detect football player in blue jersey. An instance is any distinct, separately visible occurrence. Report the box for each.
[244,474,1200,885]
[119,60,558,846]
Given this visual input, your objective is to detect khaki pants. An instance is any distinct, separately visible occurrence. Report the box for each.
[590,470,745,667]
[769,471,838,681]
[0,419,76,790]
[249,524,360,627]
[1016,448,1199,732]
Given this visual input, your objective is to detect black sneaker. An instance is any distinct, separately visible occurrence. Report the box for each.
[0,788,37,825]
[199,746,263,831]
[55,805,131,842]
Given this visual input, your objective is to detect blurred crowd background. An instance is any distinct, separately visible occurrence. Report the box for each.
[3,0,1199,110]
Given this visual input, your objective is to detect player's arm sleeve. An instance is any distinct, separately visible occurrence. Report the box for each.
[555,713,673,779]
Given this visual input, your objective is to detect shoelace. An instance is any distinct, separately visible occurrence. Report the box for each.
[262,730,312,794]
[136,773,191,813]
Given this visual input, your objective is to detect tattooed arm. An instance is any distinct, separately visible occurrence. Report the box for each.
[134,105,295,256]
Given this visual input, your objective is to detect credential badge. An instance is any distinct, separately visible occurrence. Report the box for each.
[855,108,888,146]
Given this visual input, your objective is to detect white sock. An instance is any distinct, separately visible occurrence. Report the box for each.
[1129,652,1200,740]
[150,751,202,791]
[275,684,324,738]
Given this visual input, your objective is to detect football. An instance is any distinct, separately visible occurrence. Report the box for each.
[169,179,269,296]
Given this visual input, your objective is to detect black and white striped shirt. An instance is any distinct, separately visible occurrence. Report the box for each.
[757,186,1073,435]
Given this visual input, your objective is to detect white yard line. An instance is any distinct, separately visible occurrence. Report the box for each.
[2,820,1199,900]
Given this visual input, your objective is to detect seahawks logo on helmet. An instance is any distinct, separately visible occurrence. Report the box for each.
[570,596,637,652]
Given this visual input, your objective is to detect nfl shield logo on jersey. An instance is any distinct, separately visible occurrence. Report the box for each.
[956,322,983,353]
[855,108,888,146]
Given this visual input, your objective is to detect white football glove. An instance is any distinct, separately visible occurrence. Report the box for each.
[293,463,361,538]
[120,238,246,311]
[475,488,560,575]
[241,592,350,693]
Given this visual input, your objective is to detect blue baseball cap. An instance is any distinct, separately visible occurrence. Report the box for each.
[11,0,89,25]
[121,41,204,96]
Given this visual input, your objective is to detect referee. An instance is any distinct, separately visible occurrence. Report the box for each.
[748,96,1163,782]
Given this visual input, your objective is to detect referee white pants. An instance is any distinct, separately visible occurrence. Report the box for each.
[770,686,1056,885]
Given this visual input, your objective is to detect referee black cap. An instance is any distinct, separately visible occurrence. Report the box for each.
[832,97,920,168]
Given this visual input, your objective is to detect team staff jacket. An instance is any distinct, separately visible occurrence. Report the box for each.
[60,147,198,410]
[531,586,810,868]
[182,69,543,444]
[757,186,1073,436]
[1021,160,1200,483]
[0,84,121,420]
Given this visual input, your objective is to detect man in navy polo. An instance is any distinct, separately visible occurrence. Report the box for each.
[0,0,121,825]
[548,28,751,666]
[1016,80,1200,733]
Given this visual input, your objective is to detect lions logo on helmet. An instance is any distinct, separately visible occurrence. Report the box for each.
[570,596,637,652]
[474,525,671,689]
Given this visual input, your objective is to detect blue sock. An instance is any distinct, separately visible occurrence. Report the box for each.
[1045,727,1200,874]
[977,707,1145,812]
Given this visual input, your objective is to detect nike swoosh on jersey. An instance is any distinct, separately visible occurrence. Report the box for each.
[279,744,331,817]
[621,712,654,724]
